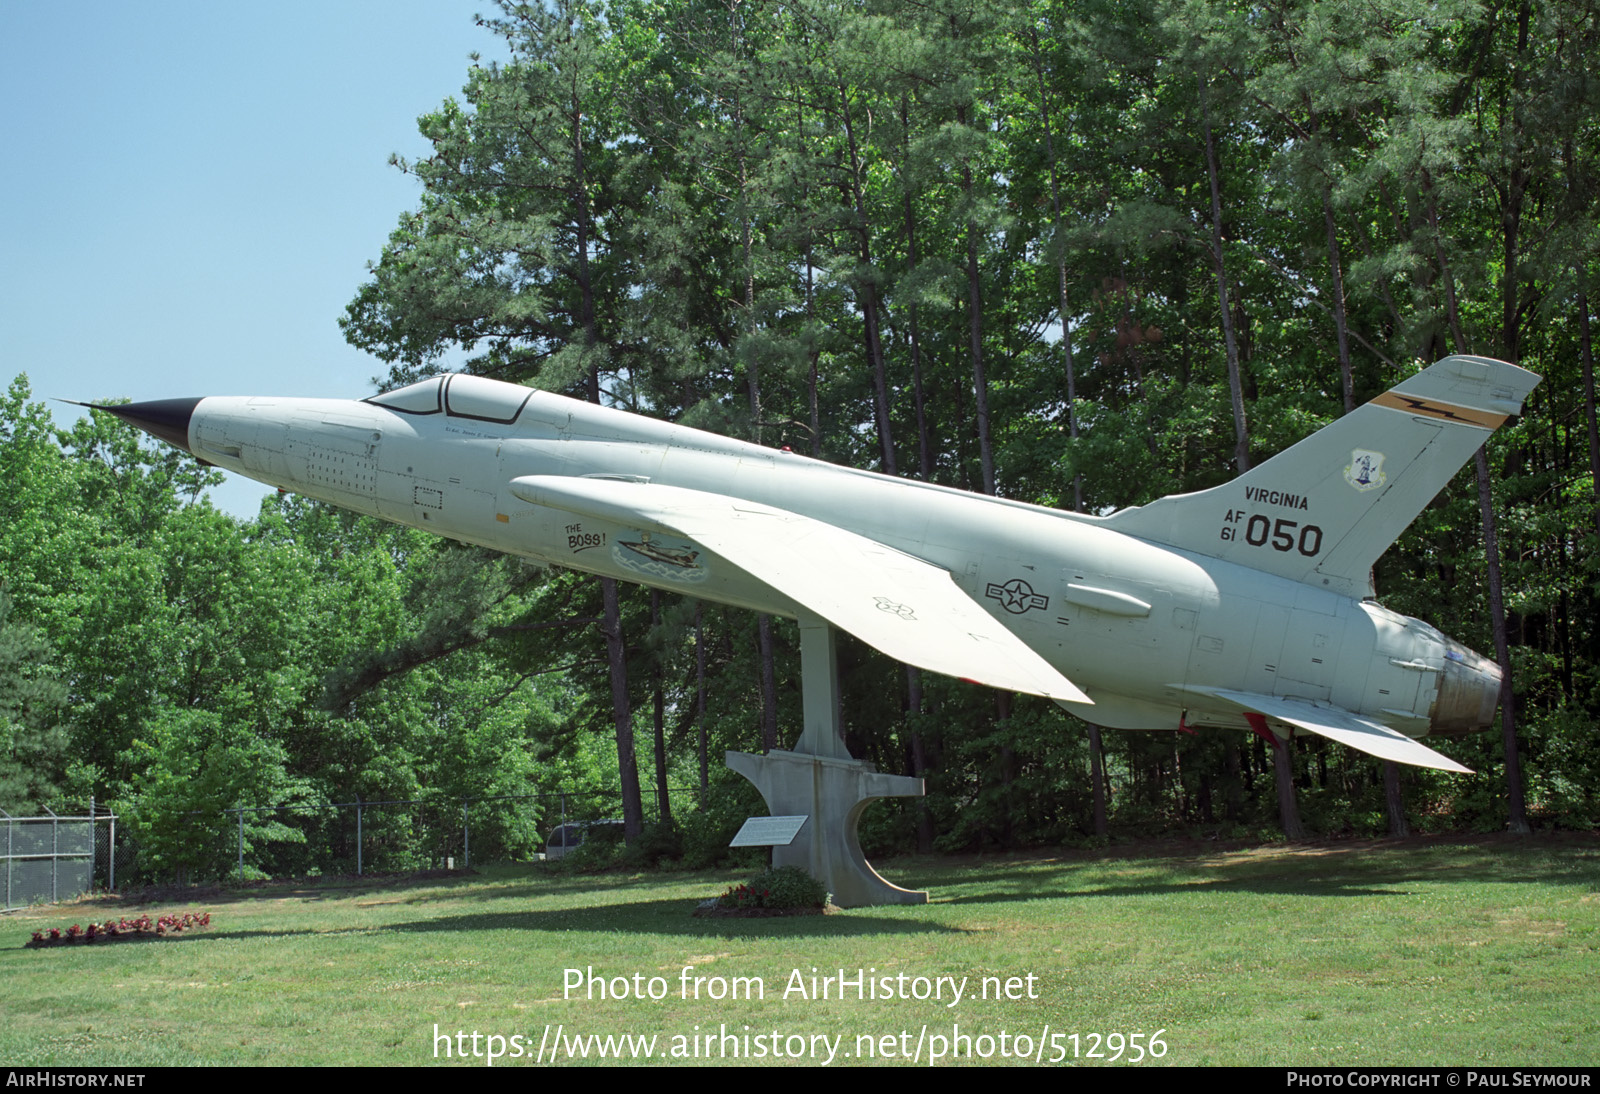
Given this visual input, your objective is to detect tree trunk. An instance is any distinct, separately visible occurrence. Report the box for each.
[757,614,778,752]
[1476,446,1531,834]
[838,85,896,476]
[1026,26,1082,513]
[1324,193,1354,415]
[695,601,708,802]
[901,97,932,485]
[1383,761,1410,837]
[1201,76,1251,475]
[1225,743,1242,820]
[600,576,642,841]
[1578,280,1598,540]
[968,223,995,495]
[1273,741,1306,840]
[959,99,995,498]
[906,666,934,853]
[651,590,671,828]
[1087,722,1108,837]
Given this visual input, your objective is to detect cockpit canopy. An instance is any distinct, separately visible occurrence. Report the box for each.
[365,374,536,424]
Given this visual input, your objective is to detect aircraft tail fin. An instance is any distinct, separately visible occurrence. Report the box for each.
[1100,355,1539,596]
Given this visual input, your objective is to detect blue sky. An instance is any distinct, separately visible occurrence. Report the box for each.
[2,2,505,516]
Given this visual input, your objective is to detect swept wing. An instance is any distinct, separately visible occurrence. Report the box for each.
[507,475,1091,704]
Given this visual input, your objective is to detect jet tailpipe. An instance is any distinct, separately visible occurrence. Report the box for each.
[1431,640,1503,735]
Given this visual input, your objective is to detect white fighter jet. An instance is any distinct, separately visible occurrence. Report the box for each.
[99,354,1538,773]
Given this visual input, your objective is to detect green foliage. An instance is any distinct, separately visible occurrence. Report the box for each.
[621,820,684,869]
[0,585,74,810]
[678,781,767,869]
[126,709,307,881]
[547,820,628,873]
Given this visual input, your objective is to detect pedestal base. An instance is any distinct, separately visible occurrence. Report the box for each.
[727,748,927,908]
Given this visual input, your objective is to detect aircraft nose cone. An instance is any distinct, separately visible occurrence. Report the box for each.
[100,398,202,454]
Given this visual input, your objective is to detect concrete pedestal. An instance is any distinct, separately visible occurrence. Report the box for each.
[726,749,926,907]
[727,615,927,907]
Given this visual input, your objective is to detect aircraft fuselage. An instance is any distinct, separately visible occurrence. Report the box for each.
[183,382,1500,745]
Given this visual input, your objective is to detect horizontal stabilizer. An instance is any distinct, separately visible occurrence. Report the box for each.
[508,476,1091,704]
[1188,687,1472,773]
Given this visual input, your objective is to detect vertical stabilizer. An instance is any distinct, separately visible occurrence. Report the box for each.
[1100,356,1540,597]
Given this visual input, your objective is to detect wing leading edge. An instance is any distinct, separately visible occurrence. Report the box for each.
[507,475,1091,704]
[1186,686,1472,773]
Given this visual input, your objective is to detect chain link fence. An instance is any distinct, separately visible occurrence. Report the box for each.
[117,787,700,887]
[2,804,121,912]
[4,788,703,903]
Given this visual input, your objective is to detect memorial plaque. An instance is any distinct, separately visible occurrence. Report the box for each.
[730,815,808,847]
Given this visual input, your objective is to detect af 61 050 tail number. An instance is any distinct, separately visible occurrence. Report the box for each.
[1221,514,1322,557]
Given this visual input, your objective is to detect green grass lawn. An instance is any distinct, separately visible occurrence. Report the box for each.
[3,835,1596,1066]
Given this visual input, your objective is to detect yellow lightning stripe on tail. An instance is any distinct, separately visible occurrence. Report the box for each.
[1370,391,1507,429]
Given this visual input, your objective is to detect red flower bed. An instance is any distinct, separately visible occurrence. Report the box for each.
[28,911,212,947]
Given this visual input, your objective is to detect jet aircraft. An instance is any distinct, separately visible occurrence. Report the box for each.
[96,354,1538,774]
